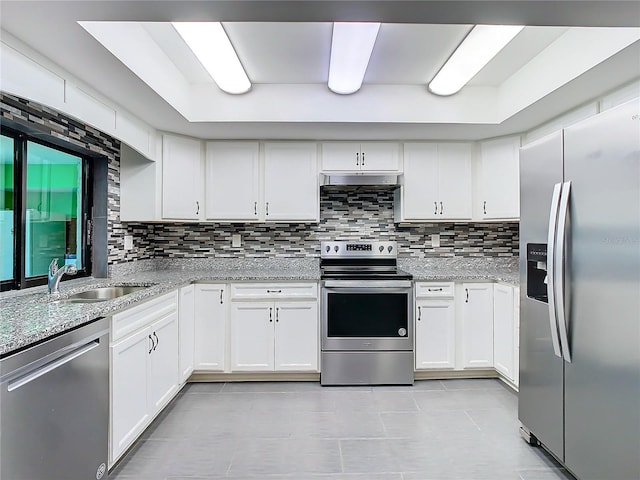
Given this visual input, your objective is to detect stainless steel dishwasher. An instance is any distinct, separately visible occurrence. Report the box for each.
[1,317,109,480]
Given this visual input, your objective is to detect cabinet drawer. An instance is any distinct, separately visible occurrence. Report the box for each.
[415,282,455,298]
[230,283,318,300]
[111,291,178,342]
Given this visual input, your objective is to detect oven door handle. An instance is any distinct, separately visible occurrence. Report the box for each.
[322,280,413,289]
[322,286,413,294]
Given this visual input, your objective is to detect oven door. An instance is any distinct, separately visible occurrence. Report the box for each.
[321,280,413,351]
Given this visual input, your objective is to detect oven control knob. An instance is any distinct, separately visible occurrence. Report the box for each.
[325,245,330,253]
[379,246,384,252]
[398,328,407,337]
[388,245,393,253]
[334,245,339,252]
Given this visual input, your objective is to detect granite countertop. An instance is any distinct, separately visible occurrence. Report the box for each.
[0,256,518,358]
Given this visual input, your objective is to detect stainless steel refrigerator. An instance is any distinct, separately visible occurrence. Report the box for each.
[519,98,640,480]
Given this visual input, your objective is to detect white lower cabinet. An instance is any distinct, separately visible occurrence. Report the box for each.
[178,284,195,383]
[493,283,516,382]
[460,283,494,368]
[194,283,227,371]
[414,282,456,370]
[230,283,319,372]
[274,302,319,371]
[110,291,179,466]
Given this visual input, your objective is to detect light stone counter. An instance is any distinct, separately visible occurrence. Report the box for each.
[1,256,518,357]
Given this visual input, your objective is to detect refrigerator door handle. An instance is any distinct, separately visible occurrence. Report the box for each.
[556,181,572,362]
[547,182,563,358]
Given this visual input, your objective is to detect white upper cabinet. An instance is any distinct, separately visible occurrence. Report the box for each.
[161,134,203,220]
[476,136,521,220]
[205,142,260,221]
[321,142,400,172]
[263,142,319,222]
[206,141,319,222]
[395,143,472,221]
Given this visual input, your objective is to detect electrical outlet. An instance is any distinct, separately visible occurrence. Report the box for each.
[232,234,241,248]
[431,233,440,248]
[124,235,133,250]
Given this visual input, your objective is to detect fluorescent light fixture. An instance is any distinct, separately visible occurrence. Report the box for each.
[172,22,251,94]
[429,25,524,96]
[328,22,381,94]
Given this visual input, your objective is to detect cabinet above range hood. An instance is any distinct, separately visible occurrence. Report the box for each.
[320,173,400,186]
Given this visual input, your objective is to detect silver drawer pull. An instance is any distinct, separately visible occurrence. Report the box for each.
[428,288,443,292]
[266,289,282,294]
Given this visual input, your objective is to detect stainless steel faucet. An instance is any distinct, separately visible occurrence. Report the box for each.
[48,258,77,294]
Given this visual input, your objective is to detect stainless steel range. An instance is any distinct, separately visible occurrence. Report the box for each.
[320,240,414,385]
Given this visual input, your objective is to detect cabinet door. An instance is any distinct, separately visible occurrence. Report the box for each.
[194,284,227,371]
[321,142,361,171]
[264,142,319,221]
[162,134,202,220]
[437,143,472,219]
[110,328,151,463]
[478,136,520,219]
[274,301,318,371]
[400,143,439,220]
[359,142,400,172]
[205,142,260,220]
[461,283,494,368]
[147,311,179,413]
[178,284,195,383]
[415,299,456,369]
[493,283,515,381]
[230,302,274,371]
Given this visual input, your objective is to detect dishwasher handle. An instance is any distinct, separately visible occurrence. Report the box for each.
[7,340,100,392]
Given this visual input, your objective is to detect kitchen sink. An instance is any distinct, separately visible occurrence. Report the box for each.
[59,285,149,303]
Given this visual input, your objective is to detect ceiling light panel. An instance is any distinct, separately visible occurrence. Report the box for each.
[329,22,381,94]
[429,25,525,96]
[172,22,251,94]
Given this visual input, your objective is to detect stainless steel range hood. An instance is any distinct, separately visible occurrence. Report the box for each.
[320,173,399,186]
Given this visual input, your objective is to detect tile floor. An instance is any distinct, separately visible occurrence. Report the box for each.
[110,379,575,480]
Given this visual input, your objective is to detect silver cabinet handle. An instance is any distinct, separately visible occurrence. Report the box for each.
[361,152,365,166]
[556,181,572,362]
[266,202,269,216]
[153,332,159,351]
[275,307,279,322]
[269,307,273,322]
[254,201,257,215]
[149,334,154,354]
[483,200,487,215]
[196,201,200,215]
[434,202,438,215]
[417,305,422,321]
[428,288,443,292]
[547,182,563,358]
[219,289,224,304]
[266,289,282,294]
[440,202,443,215]
[356,152,360,166]
[465,288,469,303]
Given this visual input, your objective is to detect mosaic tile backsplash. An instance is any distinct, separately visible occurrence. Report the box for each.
[123,187,519,259]
[1,93,518,266]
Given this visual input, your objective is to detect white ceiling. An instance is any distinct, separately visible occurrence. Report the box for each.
[1,1,639,141]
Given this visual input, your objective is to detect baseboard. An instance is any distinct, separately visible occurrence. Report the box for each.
[413,369,498,381]
[189,371,321,382]
[189,369,512,384]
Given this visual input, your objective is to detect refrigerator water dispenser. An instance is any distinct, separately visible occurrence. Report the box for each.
[526,243,548,302]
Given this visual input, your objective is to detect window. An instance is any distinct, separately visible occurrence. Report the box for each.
[1,129,92,291]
